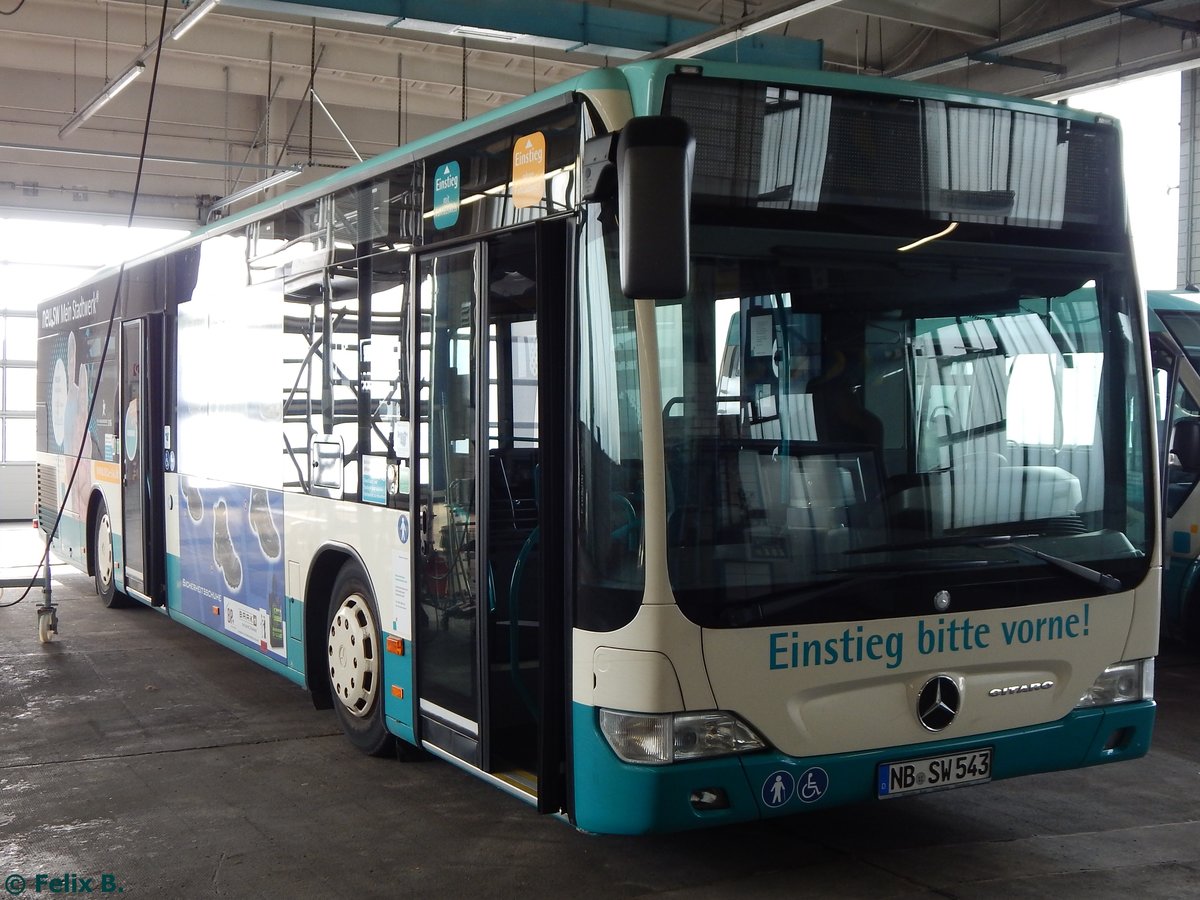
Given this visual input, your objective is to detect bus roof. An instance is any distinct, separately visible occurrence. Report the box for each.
[1147,289,1200,314]
[48,58,1120,302]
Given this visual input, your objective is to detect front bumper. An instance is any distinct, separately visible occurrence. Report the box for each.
[570,700,1154,835]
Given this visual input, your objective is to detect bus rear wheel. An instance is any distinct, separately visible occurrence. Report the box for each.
[93,500,129,609]
[326,562,394,757]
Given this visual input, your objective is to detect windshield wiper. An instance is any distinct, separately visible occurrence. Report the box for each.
[848,532,1041,555]
[719,536,1122,627]
[851,533,1123,594]
[1007,543,1122,594]
[719,558,1000,627]
[721,576,874,627]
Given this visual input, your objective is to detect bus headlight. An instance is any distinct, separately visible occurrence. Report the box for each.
[598,709,765,764]
[1076,659,1154,708]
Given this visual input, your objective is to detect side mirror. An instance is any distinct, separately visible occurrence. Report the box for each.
[615,116,694,300]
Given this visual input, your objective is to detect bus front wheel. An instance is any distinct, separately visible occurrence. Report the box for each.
[93,500,129,609]
[326,562,394,757]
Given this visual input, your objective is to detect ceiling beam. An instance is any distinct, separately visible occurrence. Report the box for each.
[236,0,822,66]
[646,0,842,59]
[839,0,997,40]
[894,0,1198,82]
[234,0,705,58]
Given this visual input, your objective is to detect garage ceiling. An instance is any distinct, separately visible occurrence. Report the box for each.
[2,0,1199,226]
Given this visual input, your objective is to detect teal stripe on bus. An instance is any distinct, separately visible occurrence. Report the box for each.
[571,701,1154,835]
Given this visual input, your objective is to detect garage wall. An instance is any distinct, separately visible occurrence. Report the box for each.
[1181,70,1199,291]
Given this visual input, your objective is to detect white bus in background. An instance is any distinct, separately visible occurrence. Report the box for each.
[1148,288,1200,642]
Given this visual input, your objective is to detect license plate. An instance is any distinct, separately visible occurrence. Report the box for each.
[877,748,993,798]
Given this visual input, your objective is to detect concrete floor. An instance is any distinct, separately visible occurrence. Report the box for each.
[2,521,1199,899]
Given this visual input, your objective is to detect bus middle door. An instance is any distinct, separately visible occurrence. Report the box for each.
[415,243,489,765]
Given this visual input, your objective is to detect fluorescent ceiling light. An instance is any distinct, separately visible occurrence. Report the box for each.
[211,166,303,213]
[450,25,522,42]
[58,62,145,139]
[171,0,221,41]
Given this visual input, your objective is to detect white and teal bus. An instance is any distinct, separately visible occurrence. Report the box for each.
[1148,288,1200,643]
[36,58,1158,834]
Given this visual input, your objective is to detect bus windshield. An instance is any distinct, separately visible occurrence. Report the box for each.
[664,237,1149,627]
[578,218,1152,629]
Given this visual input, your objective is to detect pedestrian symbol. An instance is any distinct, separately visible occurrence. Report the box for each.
[761,770,795,808]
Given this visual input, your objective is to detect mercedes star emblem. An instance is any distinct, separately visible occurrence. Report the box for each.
[917,675,961,732]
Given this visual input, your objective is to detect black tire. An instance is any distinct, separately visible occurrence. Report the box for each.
[326,561,395,757]
[93,500,129,609]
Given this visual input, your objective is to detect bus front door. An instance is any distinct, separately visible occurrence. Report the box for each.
[119,316,164,605]
[119,319,148,598]
[414,225,566,810]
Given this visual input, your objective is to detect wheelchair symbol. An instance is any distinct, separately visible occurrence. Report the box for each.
[796,766,829,803]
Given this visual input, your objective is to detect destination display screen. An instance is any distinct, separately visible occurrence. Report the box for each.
[662,73,1123,245]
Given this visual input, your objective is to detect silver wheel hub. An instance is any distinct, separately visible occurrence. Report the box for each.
[327,593,378,718]
[97,514,113,586]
